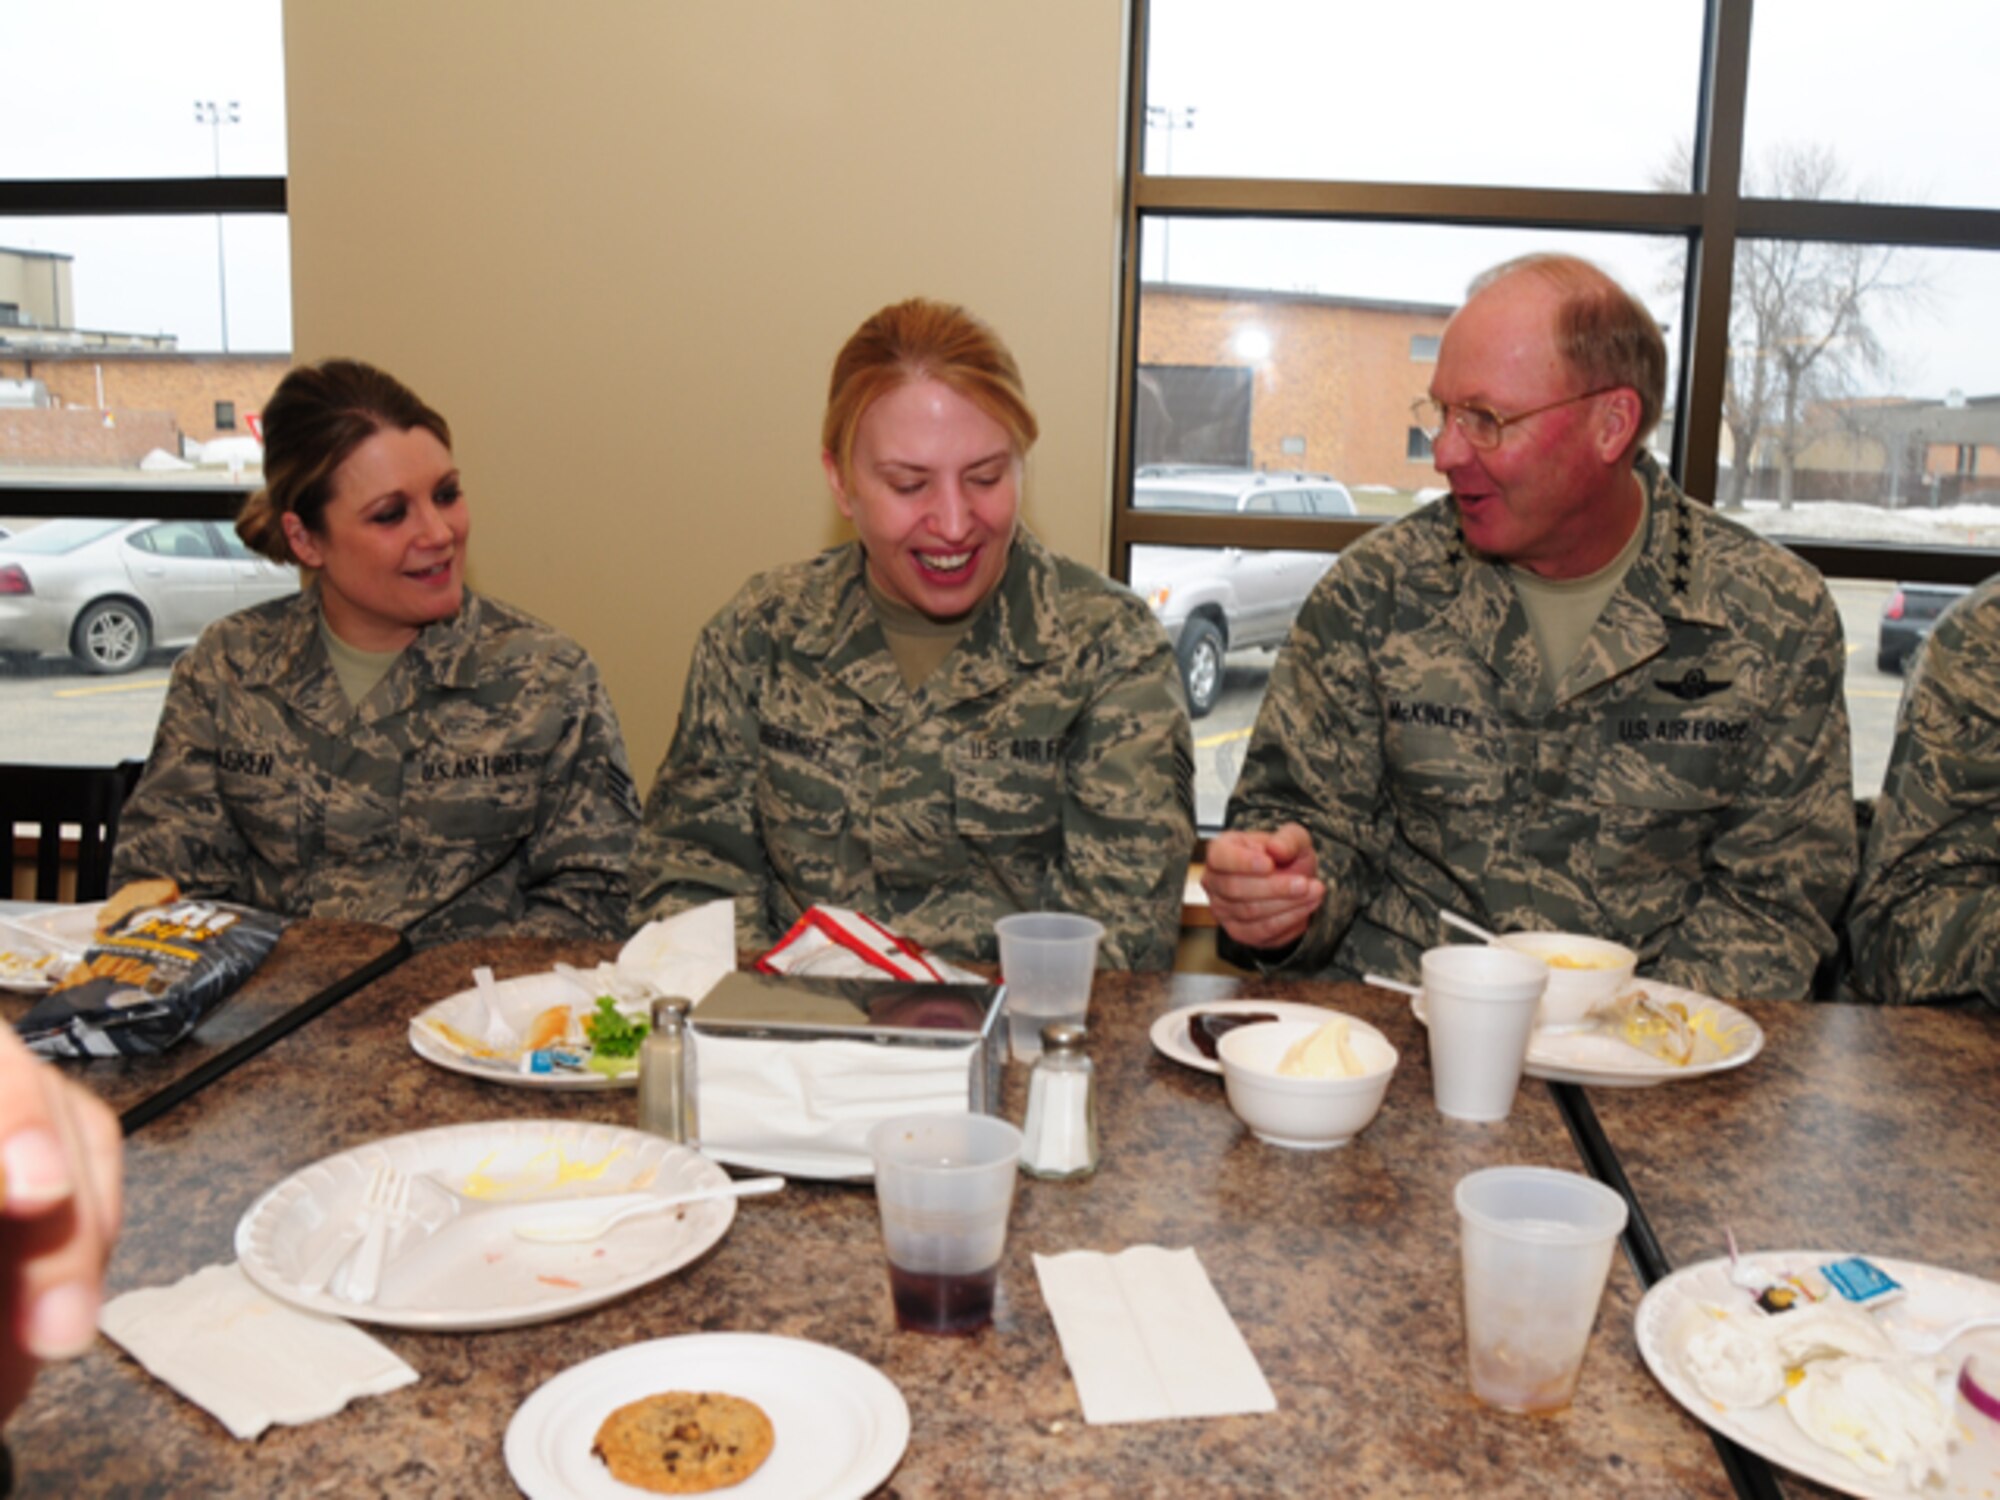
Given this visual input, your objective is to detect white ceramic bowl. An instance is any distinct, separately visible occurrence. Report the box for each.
[1492,932,1638,1028]
[1218,1017,1397,1150]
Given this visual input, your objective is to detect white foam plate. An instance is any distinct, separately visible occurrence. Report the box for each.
[1637,1251,2000,1498]
[1410,978,1762,1087]
[235,1120,734,1329]
[506,1332,909,1500]
[408,970,638,1090]
[1150,998,1349,1075]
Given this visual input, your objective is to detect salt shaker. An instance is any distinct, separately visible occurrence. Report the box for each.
[1020,1021,1098,1179]
[638,996,699,1145]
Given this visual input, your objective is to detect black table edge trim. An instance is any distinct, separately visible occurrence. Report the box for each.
[1547,1080,1787,1500]
[118,934,412,1135]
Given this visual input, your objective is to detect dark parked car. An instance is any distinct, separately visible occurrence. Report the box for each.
[1877,582,1974,674]
[1128,467,1351,717]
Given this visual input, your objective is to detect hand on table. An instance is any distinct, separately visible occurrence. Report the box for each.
[1202,823,1327,953]
[1,1025,123,1423]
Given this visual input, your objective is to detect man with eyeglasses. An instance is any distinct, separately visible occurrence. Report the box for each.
[1203,253,1855,1000]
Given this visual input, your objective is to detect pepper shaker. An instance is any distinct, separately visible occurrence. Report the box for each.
[638,996,700,1145]
[1020,1021,1098,1179]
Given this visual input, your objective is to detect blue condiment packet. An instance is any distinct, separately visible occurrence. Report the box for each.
[1821,1255,1905,1308]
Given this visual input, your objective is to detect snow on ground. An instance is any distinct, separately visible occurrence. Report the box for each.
[1729,498,2000,552]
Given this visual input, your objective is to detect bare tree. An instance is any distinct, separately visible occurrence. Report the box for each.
[1658,144,1924,509]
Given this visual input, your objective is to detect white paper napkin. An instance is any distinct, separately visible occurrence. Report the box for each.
[697,1035,981,1177]
[98,1263,418,1439]
[1034,1246,1278,1424]
[615,899,738,1002]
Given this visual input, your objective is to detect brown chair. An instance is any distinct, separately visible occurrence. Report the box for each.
[1,760,148,903]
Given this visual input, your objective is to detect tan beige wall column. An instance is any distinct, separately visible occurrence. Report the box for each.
[284,0,1128,777]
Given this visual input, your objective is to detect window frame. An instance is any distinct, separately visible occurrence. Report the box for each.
[1110,0,2000,590]
[0,174,287,521]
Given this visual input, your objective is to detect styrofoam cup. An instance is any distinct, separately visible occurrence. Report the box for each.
[1422,944,1549,1122]
[995,913,1103,1061]
[1455,1166,1629,1413]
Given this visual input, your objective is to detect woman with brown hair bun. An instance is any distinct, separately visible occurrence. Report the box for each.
[111,358,640,947]
[629,298,1195,970]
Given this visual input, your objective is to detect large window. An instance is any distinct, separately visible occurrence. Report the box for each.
[1117,0,2000,825]
[0,0,288,762]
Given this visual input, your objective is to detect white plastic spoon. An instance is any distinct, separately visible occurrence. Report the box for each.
[512,1176,785,1243]
[1896,1313,2000,1356]
[1440,910,1500,944]
[1362,972,1423,998]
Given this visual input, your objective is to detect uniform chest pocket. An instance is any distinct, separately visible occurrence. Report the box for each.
[1590,721,1750,813]
[755,733,860,848]
[217,749,299,866]
[1586,732,1744,896]
[952,747,1063,847]
[405,769,540,849]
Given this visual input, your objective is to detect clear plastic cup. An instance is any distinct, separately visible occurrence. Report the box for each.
[866,1112,1023,1335]
[995,913,1103,1061]
[1455,1166,1629,1413]
[1422,944,1549,1121]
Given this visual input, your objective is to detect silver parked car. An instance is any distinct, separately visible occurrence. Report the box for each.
[0,518,298,674]
[1128,468,1349,717]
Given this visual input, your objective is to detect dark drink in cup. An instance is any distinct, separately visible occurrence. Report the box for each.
[867,1113,1023,1339]
[888,1260,998,1334]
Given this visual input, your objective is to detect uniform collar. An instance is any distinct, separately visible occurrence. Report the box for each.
[1412,452,1731,695]
[1620,451,1731,631]
[241,586,484,727]
[790,531,1067,715]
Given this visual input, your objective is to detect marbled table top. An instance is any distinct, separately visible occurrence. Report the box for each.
[4,916,404,1125]
[1584,997,2000,1500]
[9,946,1772,1498]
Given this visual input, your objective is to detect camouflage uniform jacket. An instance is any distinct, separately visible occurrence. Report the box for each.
[629,529,1195,970]
[1847,575,2000,1006]
[1224,453,1856,999]
[112,587,640,947]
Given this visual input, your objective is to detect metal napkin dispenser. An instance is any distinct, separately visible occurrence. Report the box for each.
[690,970,1007,1117]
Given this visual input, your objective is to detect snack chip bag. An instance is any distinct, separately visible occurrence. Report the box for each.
[14,898,288,1058]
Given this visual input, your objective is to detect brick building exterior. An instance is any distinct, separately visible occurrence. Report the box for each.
[0,352,289,467]
[1136,286,1453,493]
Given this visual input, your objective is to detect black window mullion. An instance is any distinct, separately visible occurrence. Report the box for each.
[0,177,286,216]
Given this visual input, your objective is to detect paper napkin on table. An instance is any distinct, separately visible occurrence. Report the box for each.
[1034,1246,1277,1425]
[98,1262,418,1440]
[614,898,738,1001]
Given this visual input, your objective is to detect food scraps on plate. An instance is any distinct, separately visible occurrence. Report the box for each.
[1683,1254,1953,1490]
[417,995,650,1079]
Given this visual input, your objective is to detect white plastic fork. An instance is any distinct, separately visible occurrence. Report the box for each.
[340,1166,411,1304]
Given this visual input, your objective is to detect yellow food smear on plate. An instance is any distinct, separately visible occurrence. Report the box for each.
[458,1144,634,1200]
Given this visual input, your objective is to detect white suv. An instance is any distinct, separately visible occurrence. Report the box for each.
[1128,467,1350,717]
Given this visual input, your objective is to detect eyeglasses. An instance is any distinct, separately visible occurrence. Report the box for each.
[1411,388,1618,451]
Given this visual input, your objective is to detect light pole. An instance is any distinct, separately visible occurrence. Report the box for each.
[1144,104,1196,284]
[193,100,240,351]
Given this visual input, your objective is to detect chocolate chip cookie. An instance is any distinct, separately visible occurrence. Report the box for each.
[590,1390,775,1494]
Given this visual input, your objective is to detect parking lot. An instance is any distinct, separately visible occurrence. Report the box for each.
[0,581,1917,817]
